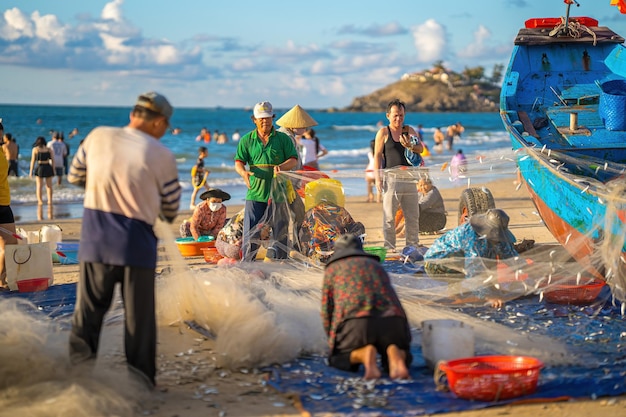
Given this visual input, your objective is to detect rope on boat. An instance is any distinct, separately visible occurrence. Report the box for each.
[549,16,597,46]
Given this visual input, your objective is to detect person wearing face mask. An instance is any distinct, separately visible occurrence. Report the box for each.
[180,188,230,240]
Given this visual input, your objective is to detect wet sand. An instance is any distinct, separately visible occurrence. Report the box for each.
[14,177,626,417]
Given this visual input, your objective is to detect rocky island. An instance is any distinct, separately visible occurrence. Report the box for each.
[340,64,502,113]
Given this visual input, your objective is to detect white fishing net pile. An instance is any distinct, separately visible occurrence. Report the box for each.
[154,150,626,370]
[0,299,144,417]
[4,149,623,415]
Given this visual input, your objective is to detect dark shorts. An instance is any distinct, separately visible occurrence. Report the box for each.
[54,167,64,176]
[8,160,17,176]
[330,316,413,373]
[0,205,15,224]
[36,164,54,178]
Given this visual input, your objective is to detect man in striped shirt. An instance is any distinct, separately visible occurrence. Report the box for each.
[68,92,181,387]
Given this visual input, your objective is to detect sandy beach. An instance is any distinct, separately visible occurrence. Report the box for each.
[12,176,626,417]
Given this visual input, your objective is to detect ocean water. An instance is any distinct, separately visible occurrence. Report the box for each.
[0,105,515,222]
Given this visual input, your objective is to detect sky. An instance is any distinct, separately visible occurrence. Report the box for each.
[0,0,624,109]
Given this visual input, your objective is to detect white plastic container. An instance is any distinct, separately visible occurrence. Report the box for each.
[25,231,40,244]
[421,319,475,370]
[39,224,62,251]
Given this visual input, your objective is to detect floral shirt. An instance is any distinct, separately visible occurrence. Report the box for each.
[322,256,408,351]
[424,222,518,276]
[189,201,227,240]
[299,203,365,263]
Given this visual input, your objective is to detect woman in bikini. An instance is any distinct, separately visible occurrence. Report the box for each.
[29,136,55,220]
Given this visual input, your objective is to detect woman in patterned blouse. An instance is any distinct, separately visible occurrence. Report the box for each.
[180,188,230,239]
[322,234,412,380]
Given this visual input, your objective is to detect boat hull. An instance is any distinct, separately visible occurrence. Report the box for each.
[500,19,626,281]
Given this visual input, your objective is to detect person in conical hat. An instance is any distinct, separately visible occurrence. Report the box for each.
[274,105,318,253]
[276,104,318,129]
[276,105,317,170]
[423,208,522,308]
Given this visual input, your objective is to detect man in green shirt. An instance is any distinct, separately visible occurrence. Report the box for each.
[234,101,298,261]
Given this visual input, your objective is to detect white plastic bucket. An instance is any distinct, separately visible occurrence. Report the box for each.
[25,231,40,244]
[39,224,62,252]
[421,319,475,369]
[15,227,28,245]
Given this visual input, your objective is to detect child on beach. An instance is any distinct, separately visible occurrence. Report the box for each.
[190,146,210,210]
[450,149,467,180]
[365,140,380,203]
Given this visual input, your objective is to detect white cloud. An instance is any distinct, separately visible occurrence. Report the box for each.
[457,25,492,58]
[0,1,202,77]
[101,0,124,22]
[260,40,328,62]
[411,19,447,63]
[32,11,67,44]
[285,76,311,93]
[152,44,181,64]
[310,60,325,75]
[317,77,347,97]
[231,58,256,71]
[1,7,34,40]
[99,32,127,53]
[362,67,401,85]
[308,53,393,76]
[337,22,407,37]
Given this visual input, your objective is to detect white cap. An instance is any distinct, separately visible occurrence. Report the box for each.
[253,101,273,118]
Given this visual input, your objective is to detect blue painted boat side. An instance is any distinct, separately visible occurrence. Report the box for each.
[500,23,626,271]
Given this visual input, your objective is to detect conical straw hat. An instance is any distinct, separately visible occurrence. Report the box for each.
[275,105,318,128]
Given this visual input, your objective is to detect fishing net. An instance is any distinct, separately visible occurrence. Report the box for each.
[3,146,625,415]
[152,148,626,372]
[0,299,143,417]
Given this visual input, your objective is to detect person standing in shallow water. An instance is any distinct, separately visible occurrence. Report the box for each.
[322,234,412,380]
[47,131,67,186]
[29,136,55,220]
[2,133,18,177]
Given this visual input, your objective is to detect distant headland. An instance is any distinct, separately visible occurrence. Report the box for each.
[330,62,502,113]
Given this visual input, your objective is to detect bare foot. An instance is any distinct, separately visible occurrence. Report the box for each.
[362,345,382,380]
[387,345,410,380]
[350,345,381,380]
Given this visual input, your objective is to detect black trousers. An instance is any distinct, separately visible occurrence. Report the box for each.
[329,316,413,373]
[70,262,157,386]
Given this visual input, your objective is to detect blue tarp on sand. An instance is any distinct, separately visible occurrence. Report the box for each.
[3,278,626,416]
[266,286,626,416]
[1,283,77,321]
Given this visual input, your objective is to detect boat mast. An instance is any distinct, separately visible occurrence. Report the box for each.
[550,0,595,41]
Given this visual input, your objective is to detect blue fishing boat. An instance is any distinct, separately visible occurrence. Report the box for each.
[499,0,626,295]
